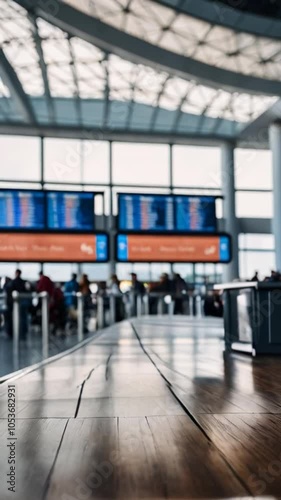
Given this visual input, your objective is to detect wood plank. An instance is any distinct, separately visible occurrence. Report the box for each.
[45,418,119,500]
[146,415,247,498]
[16,399,78,419]
[0,418,66,500]
[77,395,185,418]
[45,416,247,500]
[198,413,281,497]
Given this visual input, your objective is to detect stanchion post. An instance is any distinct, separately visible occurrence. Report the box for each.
[168,296,174,317]
[157,295,165,316]
[196,295,202,318]
[109,294,116,325]
[97,296,105,329]
[189,296,193,317]
[129,291,135,318]
[144,294,149,316]
[12,291,20,355]
[137,294,143,317]
[40,292,49,358]
[77,292,84,342]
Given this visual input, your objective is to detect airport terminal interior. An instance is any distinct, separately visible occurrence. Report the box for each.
[2,0,281,498]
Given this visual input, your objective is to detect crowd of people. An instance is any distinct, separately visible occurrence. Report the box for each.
[0,270,93,340]
[0,269,223,340]
[250,270,281,282]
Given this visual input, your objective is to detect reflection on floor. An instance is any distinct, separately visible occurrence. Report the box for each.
[1,316,281,499]
[0,329,94,378]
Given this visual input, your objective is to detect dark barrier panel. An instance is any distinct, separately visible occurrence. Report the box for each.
[214,282,281,355]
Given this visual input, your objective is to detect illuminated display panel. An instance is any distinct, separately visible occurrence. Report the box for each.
[0,191,45,230]
[0,233,108,263]
[47,192,95,231]
[118,194,217,233]
[116,234,231,263]
[0,190,97,232]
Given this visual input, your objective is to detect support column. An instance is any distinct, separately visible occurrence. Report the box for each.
[221,142,239,282]
[269,123,281,271]
[109,141,116,276]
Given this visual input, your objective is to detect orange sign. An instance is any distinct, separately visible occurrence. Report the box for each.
[119,234,228,262]
[0,233,105,262]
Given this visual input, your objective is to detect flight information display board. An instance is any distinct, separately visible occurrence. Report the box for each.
[175,196,216,232]
[116,234,231,263]
[118,194,217,233]
[0,191,45,230]
[119,194,174,231]
[0,233,109,262]
[47,192,95,231]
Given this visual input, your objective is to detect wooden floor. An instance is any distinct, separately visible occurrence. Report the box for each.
[1,316,281,499]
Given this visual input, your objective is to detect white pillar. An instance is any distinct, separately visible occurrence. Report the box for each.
[221,142,239,282]
[269,123,281,271]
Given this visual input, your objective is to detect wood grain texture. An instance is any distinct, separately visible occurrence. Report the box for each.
[1,317,281,499]
[0,419,66,500]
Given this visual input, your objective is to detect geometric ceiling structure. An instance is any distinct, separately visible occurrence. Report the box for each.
[0,0,280,146]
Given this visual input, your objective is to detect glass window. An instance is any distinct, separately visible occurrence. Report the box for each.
[239,234,274,250]
[43,184,82,191]
[112,143,170,186]
[150,264,171,281]
[235,149,272,190]
[173,264,193,282]
[132,264,151,281]
[194,263,205,281]
[0,264,17,281]
[44,139,83,183]
[43,264,78,282]
[81,264,109,281]
[116,263,133,280]
[173,146,221,188]
[239,251,275,281]
[83,141,109,184]
[19,264,41,282]
[0,136,41,181]
[236,192,273,218]
[0,182,42,190]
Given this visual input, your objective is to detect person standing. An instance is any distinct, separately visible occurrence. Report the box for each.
[108,274,124,322]
[8,270,29,340]
[251,271,259,282]
[79,274,92,331]
[64,273,79,321]
[172,273,188,315]
[129,273,146,316]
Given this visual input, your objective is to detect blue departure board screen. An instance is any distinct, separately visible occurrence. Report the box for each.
[175,196,217,232]
[47,192,95,231]
[0,191,45,229]
[119,194,174,232]
[118,194,217,233]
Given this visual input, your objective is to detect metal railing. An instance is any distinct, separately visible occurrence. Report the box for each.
[0,290,205,358]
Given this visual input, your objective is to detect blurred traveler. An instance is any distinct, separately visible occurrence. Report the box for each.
[149,273,172,315]
[109,274,124,322]
[151,273,172,294]
[37,272,55,330]
[130,273,146,296]
[269,270,280,282]
[64,273,79,321]
[8,270,30,340]
[204,290,223,318]
[37,271,55,297]
[52,283,66,336]
[129,273,146,317]
[251,271,259,282]
[172,273,188,315]
[79,274,91,296]
[79,274,92,331]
